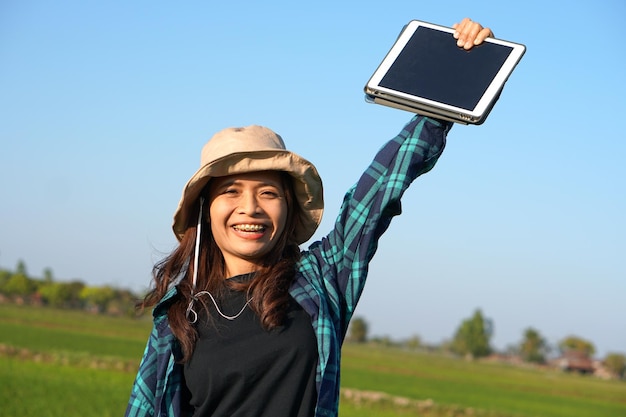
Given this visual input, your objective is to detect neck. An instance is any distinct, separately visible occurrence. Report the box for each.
[223,258,260,279]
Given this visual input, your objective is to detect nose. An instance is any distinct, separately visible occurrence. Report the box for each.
[238,191,261,215]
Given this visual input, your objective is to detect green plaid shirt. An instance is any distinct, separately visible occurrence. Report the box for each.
[125,115,450,417]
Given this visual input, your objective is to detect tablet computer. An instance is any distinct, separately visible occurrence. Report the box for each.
[364,20,526,124]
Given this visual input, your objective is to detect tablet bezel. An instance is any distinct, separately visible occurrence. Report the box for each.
[365,20,526,122]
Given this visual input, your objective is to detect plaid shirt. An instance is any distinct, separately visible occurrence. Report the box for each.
[125,115,450,417]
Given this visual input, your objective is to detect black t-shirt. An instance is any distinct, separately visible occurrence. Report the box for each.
[184,275,318,417]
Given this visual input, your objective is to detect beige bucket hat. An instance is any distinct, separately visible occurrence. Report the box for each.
[172,125,324,244]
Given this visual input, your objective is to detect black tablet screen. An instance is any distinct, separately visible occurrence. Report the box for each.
[379,26,512,110]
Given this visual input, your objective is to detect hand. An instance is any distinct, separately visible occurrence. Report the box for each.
[452,18,494,50]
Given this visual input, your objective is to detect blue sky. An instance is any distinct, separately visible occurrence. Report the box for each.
[1,1,624,358]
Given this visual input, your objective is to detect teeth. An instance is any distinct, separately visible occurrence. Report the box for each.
[234,224,266,232]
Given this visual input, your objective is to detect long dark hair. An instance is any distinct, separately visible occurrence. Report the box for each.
[140,172,302,362]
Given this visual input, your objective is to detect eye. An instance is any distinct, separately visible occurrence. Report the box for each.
[260,188,281,198]
[221,187,239,196]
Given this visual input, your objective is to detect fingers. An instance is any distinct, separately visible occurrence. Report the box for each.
[475,27,494,45]
[453,17,494,50]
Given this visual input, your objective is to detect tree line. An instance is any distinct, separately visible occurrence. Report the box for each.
[0,259,142,317]
[1,259,624,380]
[347,309,626,380]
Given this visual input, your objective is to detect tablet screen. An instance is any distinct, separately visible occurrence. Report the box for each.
[379,26,513,110]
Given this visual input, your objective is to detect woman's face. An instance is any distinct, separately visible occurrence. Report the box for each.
[207,171,288,277]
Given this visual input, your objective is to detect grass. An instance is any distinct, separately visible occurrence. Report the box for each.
[1,303,625,417]
[340,344,626,417]
[2,356,133,417]
[0,303,150,360]
[1,304,147,417]
[0,302,152,340]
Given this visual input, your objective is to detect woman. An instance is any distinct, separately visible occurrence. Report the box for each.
[126,18,493,417]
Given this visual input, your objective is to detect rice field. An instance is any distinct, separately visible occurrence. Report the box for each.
[1,303,624,417]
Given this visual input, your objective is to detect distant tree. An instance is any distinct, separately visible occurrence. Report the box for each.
[604,353,626,379]
[451,309,493,359]
[43,268,54,283]
[405,335,422,350]
[110,288,142,316]
[348,316,369,343]
[115,288,142,305]
[371,335,394,347]
[0,269,11,288]
[38,282,72,307]
[16,259,28,276]
[80,285,116,313]
[558,335,595,357]
[63,280,86,308]
[3,273,37,297]
[519,327,550,364]
[38,280,85,308]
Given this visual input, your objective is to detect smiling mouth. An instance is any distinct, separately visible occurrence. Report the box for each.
[232,224,267,233]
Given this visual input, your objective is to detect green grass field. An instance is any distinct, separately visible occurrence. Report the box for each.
[1,303,625,417]
[340,344,626,417]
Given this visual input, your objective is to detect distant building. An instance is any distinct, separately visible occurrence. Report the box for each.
[557,351,594,374]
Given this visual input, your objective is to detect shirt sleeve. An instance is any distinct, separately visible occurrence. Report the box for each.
[125,315,186,417]
[307,115,450,335]
[125,323,159,417]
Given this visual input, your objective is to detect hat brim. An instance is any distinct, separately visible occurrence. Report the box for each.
[173,150,323,244]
